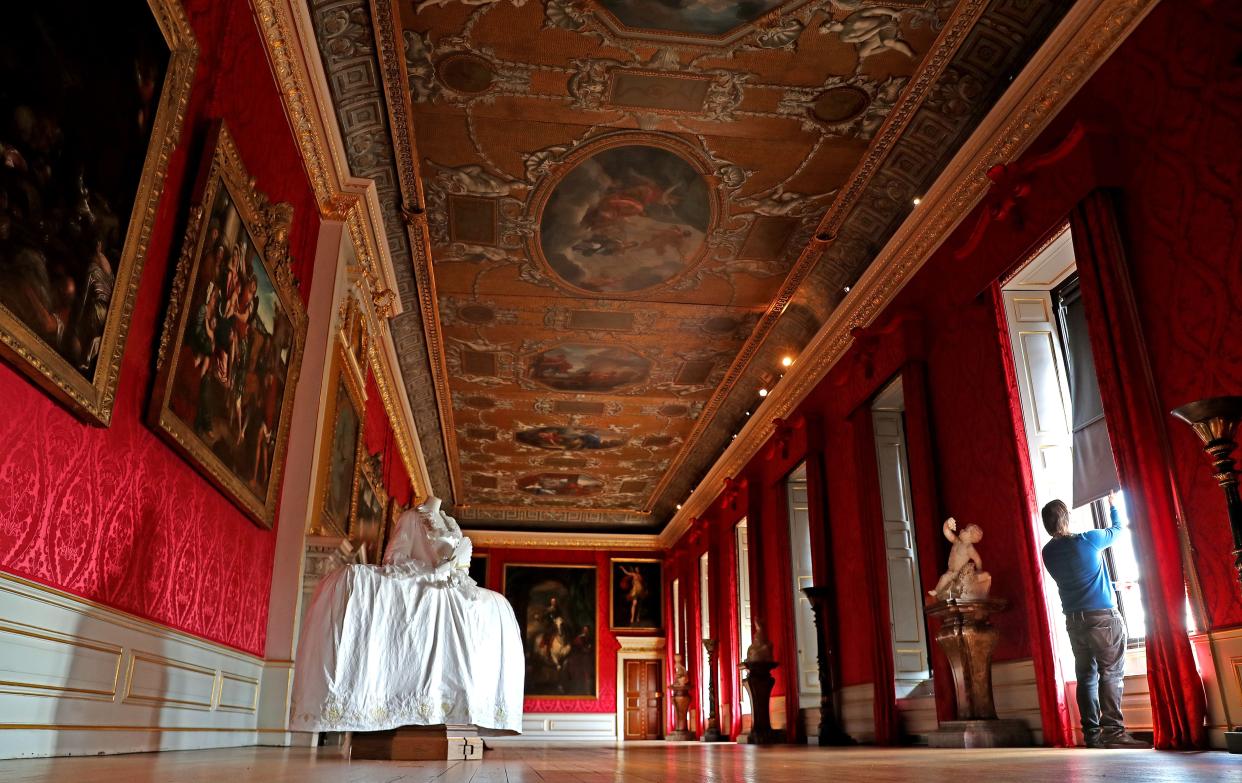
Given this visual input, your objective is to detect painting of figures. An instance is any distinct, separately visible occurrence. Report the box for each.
[503,564,597,698]
[351,456,386,564]
[516,426,625,451]
[598,0,786,36]
[323,377,361,534]
[539,144,709,293]
[529,344,651,393]
[0,0,196,424]
[610,559,663,632]
[149,124,306,528]
[518,473,604,497]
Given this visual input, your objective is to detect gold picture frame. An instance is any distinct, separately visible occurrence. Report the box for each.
[0,0,197,425]
[309,335,366,537]
[502,563,599,699]
[609,557,663,633]
[148,122,308,528]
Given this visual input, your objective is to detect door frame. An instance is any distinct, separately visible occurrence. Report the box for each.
[615,635,666,741]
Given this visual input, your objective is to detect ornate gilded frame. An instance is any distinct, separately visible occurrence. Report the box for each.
[309,334,367,537]
[608,557,663,633]
[0,0,197,426]
[148,122,308,528]
[502,562,600,699]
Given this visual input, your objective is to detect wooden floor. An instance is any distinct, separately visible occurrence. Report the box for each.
[0,743,1234,783]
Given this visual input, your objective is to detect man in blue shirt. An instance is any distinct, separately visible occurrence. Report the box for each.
[1041,492,1149,749]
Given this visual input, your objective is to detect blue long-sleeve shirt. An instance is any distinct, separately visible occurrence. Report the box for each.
[1041,506,1125,613]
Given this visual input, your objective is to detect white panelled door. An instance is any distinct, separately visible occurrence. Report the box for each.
[786,478,822,707]
[735,519,752,714]
[871,409,931,695]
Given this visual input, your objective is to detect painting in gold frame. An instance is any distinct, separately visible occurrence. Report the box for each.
[502,563,598,699]
[609,557,662,633]
[351,452,388,564]
[0,0,197,425]
[148,122,308,529]
[310,337,365,537]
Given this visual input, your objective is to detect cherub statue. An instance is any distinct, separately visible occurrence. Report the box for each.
[928,517,992,600]
[671,653,690,689]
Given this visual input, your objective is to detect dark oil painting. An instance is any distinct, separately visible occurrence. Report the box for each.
[529,344,651,393]
[166,184,296,498]
[610,559,663,631]
[0,0,174,416]
[598,0,786,37]
[504,564,597,698]
[324,378,361,534]
[539,144,708,293]
[516,425,625,451]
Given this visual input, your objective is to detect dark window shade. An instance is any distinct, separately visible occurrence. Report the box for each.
[1056,276,1120,508]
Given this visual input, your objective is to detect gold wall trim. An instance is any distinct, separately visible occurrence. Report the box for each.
[658,0,1159,549]
[0,622,122,701]
[121,652,218,711]
[0,573,265,666]
[471,530,661,552]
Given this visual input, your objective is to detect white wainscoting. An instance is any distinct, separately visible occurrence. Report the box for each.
[0,573,296,758]
[487,713,618,744]
[829,659,1044,746]
[1191,628,1242,750]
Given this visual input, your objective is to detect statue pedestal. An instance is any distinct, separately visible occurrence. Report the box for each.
[925,598,1031,749]
[666,684,695,741]
[350,725,483,761]
[738,661,785,745]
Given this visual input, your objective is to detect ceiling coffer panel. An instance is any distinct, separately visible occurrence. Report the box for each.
[310,0,1074,532]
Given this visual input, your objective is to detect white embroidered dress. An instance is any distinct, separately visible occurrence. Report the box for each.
[290,499,523,732]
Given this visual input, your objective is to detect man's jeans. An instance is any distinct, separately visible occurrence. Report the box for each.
[1065,608,1127,744]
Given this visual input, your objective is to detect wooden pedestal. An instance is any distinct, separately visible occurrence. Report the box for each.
[738,661,785,745]
[666,685,695,741]
[349,725,484,761]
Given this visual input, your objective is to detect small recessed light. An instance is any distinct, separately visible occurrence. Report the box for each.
[781,356,793,368]
[731,434,737,440]
[676,503,682,510]
[758,388,769,398]
[912,197,921,206]
[843,285,852,293]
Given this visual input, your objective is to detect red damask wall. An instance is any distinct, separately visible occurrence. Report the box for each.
[475,546,664,715]
[0,0,321,657]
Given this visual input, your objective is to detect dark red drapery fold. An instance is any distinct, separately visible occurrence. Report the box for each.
[851,408,900,745]
[1070,190,1207,750]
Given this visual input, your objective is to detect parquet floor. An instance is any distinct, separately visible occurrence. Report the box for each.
[0,742,1236,783]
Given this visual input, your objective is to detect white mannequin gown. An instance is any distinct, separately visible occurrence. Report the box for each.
[290,499,523,732]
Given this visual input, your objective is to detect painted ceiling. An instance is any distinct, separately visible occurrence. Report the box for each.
[308,0,1072,532]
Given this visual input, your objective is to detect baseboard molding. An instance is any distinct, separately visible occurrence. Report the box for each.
[488,713,617,743]
[0,573,291,758]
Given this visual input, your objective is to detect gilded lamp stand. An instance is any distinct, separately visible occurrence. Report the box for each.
[1171,396,1242,592]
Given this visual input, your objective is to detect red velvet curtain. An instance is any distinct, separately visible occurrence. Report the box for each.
[1070,190,1208,750]
[851,408,900,745]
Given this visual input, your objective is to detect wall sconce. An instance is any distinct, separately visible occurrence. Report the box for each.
[1171,396,1242,593]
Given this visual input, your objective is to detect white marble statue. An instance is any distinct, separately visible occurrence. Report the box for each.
[928,517,993,601]
[290,496,524,733]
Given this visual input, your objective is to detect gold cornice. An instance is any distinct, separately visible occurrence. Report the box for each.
[642,0,991,512]
[469,530,661,552]
[370,0,464,502]
[658,0,1158,549]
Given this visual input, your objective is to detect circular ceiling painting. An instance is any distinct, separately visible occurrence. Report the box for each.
[538,143,711,293]
[518,473,604,497]
[517,426,625,451]
[597,0,786,37]
[813,86,871,124]
[436,53,494,94]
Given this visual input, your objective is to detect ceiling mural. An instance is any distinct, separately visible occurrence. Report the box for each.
[309,0,1074,531]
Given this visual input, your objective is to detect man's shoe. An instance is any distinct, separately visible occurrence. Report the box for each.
[1097,732,1151,749]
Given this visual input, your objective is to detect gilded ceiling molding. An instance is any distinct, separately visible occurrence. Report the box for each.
[253,0,434,496]
[469,529,661,552]
[370,0,465,501]
[657,0,1159,549]
[641,0,990,513]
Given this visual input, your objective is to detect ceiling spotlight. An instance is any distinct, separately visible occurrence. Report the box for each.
[912,197,922,206]
[731,433,737,440]
[843,285,852,293]
[781,356,793,368]
[758,388,769,398]
[676,503,682,510]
